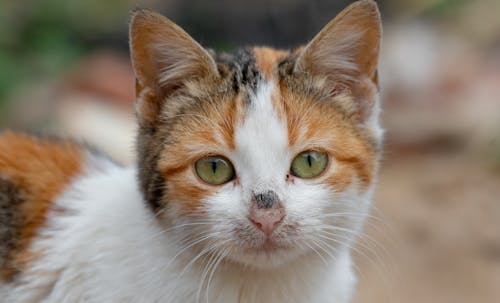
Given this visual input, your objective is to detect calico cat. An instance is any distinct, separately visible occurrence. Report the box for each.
[0,0,382,302]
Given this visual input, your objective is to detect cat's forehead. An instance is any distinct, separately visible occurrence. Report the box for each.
[213,47,292,95]
[156,46,375,168]
[231,80,290,183]
[160,46,367,156]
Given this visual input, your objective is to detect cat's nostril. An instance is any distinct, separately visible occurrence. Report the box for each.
[251,219,263,230]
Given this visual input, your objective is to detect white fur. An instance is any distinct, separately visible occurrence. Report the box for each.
[1,81,379,303]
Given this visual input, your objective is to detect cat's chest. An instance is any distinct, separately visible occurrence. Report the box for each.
[165,256,355,303]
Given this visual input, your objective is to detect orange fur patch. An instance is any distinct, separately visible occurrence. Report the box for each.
[0,132,83,281]
[279,86,375,191]
[252,47,289,80]
[157,94,246,212]
[162,167,214,215]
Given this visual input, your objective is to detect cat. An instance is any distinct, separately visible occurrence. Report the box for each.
[0,0,382,302]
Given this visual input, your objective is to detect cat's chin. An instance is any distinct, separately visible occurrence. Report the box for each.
[225,244,306,269]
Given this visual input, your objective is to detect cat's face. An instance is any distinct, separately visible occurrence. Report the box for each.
[130,0,382,268]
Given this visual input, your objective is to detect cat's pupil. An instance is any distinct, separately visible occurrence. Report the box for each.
[211,161,217,174]
[307,154,312,167]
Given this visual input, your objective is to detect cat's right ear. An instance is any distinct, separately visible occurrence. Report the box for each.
[129,9,218,125]
[294,0,381,124]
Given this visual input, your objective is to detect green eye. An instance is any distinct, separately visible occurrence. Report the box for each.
[195,156,235,185]
[291,151,328,179]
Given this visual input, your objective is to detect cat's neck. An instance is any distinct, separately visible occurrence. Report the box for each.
[198,251,355,303]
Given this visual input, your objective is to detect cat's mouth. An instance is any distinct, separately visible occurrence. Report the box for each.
[236,238,293,260]
[215,218,312,268]
[235,221,297,253]
[255,238,288,252]
[237,232,283,250]
[225,226,304,269]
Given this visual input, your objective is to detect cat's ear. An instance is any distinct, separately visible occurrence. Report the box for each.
[295,0,381,122]
[129,9,218,125]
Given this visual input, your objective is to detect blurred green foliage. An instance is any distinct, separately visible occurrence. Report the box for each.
[0,0,132,105]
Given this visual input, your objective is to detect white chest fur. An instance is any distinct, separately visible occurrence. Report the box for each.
[2,166,356,303]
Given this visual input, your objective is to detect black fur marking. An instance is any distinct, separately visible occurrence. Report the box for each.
[215,48,261,96]
[147,169,166,213]
[236,49,259,89]
[0,175,27,280]
[136,128,168,213]
[253,190,279,209]
[278,56,298,77]
[231,71,241,93]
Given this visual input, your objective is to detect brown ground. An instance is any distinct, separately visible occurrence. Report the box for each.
[353,142,500,303]
[352,32,500,301]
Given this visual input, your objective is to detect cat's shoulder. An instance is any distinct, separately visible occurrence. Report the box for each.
[0,131,86,181]
[0,131,109,282]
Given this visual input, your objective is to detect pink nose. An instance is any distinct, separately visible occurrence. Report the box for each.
[249,208,285,235]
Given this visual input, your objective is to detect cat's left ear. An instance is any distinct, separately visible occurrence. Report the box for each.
[295,0,381,123]
[129,9,219,126]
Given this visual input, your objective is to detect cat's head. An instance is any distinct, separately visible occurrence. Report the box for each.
[130,0,382,269]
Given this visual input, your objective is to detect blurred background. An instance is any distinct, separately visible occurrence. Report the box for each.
[1,0,499,302]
